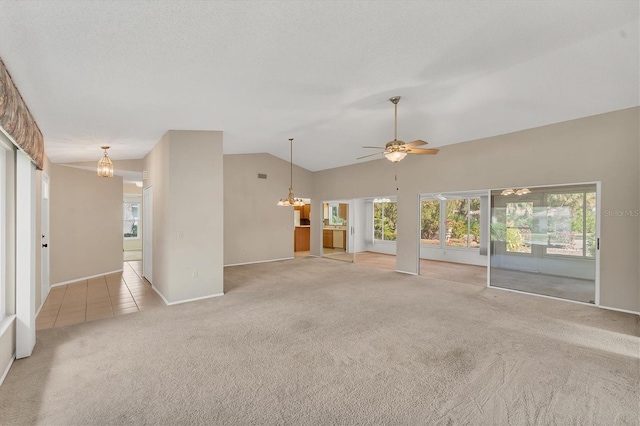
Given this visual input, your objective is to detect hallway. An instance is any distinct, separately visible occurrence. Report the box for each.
[36,261,164,329]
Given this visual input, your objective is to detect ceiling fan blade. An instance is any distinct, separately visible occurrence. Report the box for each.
[407,148,439,155]
[357,152,384,160]
[362,146,387,149]
[404,139,428,148]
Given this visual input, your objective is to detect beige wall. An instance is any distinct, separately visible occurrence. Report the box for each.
[49,165,123,284]
[63,159,145,173]
[312,107,639,312]
[224,153,313,265]
[123,183,142,194]
[144,130,224,303]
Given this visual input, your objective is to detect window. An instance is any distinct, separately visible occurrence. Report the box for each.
[421,197,480,248]
[123,202,140,239]
[546,191,596,258]
[329,203,343,225]
[373,200,397,241]
[420,200,440,245]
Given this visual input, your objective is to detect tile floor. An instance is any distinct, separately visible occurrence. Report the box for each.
[36,261,164,330]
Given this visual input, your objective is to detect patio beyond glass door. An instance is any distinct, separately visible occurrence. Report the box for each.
[489,183,598,304]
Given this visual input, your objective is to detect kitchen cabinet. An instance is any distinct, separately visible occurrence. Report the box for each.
[333,230,345,249]
[294,227,310,251]
[302,204,310,220]
[323,230,333,248]
[339,204,347,220]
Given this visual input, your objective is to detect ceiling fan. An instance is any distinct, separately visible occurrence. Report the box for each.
[358,96,439,163]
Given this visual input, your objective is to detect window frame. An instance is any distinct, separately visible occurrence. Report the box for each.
[373,199,397,242]
[421,197,481,250]
[543,189,596,260]
[123,198,141,240]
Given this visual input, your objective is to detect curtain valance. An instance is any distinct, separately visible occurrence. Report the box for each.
[0,59,44,170]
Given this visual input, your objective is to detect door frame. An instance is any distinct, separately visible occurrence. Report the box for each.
[320,199,355,261]
[41,172,50,305]
[142,185,153,284]
[486,180,601,307]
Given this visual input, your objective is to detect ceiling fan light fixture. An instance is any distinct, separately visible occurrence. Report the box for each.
[385,150,407,162]
[501,189,515,196]
[97,146,114,178]
[516,188,531,196]
[359,96,438,163]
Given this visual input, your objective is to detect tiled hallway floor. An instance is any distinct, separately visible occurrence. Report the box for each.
[36,261,164,330]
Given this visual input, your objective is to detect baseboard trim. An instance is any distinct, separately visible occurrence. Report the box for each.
[599,305,640,316]
[151,286,169,305]
[51,269,124,287]
[488,285,599,307]
[224,257,294,267]
[396,270,418,276]
[151,286,224,306]
[0,353,15,387]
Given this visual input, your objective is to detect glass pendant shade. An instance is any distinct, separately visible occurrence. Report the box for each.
[278,188,305,207]
[384,150,407,162]
[97,146,114,178]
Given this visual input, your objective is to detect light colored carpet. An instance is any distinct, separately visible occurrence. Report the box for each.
[490,267,595,304]
[355,252,487,287]
[1,258,638,425]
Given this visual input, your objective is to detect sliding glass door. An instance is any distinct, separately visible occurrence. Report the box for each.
[489,183,598,304]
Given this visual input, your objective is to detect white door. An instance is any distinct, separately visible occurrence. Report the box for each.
[142,186,153,284]
[41,173,50,304]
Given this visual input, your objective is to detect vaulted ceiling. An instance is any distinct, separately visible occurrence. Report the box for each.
[0,1,638,171]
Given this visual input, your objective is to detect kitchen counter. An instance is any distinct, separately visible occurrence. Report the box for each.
[322,228,347,249]
[323,225,346,230]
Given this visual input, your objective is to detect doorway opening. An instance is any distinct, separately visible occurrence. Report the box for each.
[294,198,311,258]
[418,191,488,286]
[322,200,354,262]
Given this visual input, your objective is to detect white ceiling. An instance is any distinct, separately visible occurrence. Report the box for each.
[0,1,638,172]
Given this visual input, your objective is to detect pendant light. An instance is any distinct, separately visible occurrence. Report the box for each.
[97,146,114,177]
[277,138,305,207]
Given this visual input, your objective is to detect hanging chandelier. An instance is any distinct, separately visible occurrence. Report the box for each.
[97,146,114,178]
[277,138,305,207]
